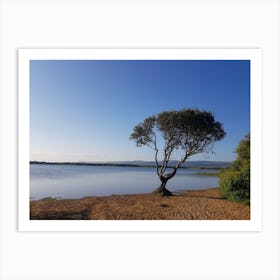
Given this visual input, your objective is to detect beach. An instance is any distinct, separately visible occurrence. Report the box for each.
[30,188,250,220]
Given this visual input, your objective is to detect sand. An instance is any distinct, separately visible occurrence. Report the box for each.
[30,188,250,220]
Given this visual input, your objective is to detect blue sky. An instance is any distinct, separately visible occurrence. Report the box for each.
[30,60,250,162]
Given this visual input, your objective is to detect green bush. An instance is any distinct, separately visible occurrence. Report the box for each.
[219,133,250,203]
[219,165,250,202]
[232,133,250,170]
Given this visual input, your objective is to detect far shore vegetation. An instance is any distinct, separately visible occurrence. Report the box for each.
[29,160,230,170]
[193,172,220,177]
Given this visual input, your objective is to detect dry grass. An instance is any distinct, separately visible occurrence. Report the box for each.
[30,188,250,220]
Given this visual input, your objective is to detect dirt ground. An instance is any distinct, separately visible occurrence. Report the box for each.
[30,188,250,220]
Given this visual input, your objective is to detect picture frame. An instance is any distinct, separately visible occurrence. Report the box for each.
[18,48,262,232]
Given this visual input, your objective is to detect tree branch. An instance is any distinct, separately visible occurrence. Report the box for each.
[153,132,160,177]
[155,148,160,177]
[167,153,189,179]
[159,141,174,175]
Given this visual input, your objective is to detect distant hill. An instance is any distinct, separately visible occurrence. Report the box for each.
[30,160,232,169]
[107,160,232,169]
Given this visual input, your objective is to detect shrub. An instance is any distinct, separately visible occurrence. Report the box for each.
[232,133,250,171]
[219,133,250,203]
[219,165,250,202]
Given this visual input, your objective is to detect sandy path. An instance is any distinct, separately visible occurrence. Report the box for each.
[30,188,250,220]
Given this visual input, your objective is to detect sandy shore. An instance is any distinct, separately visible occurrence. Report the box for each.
[30,188,250,220]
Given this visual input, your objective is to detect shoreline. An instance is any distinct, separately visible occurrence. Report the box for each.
[30,161,231,170]
[30,187,218,201]
[30,187,250,220]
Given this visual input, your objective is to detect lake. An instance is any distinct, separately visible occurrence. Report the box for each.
[30,164,219,200]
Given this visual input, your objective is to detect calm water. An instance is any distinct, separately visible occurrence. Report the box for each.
[30,164,219,199]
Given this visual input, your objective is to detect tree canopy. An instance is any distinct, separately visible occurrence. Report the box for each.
[130,108,226,195]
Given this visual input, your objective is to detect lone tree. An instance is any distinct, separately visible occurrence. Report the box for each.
[130,109,226,196]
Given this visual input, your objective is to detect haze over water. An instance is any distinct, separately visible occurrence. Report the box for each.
[30,164,219,200]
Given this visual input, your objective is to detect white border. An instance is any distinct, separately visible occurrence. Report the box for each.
[18,49,262,231]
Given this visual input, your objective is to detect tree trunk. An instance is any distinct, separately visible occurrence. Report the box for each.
[153,181,173,196]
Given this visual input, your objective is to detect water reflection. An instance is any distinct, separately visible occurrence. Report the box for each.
[30,164,219,199]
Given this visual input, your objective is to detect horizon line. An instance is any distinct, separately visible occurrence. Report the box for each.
[30,159,233,164]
